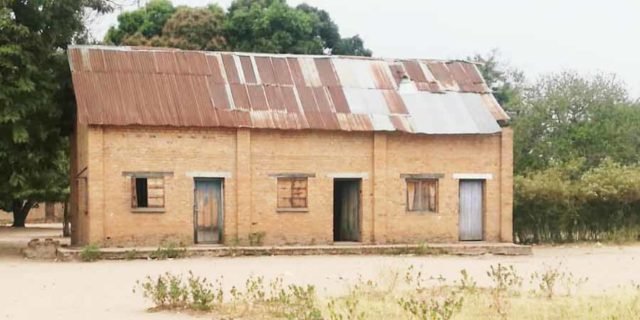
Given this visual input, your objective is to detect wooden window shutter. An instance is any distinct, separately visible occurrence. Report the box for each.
[131,177,138,208]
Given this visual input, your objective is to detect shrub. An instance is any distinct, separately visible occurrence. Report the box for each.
[248,232,266,246]
[79,244,101,262]
[487,264,522,318]
[150,242,186,260]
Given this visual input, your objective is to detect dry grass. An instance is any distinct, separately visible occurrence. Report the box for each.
[135,264,640,320]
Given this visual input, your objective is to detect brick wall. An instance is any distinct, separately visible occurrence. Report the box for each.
[71,125,513,246]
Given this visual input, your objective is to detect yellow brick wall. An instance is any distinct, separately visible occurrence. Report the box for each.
[72,125,513,246]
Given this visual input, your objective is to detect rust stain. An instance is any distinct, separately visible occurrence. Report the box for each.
[314,58,340,87]
[286,58,305,86]
[239,56,257,84]
[402,60,427,83]
[382,90,408,114]
[272,57,293,85]
[371,63,395,90]
[246,85,269,111]
[230,84,250,110]
[327,87,350,113]
[221,54,240,83]
[68,47,505,133]
[255,56,276,84]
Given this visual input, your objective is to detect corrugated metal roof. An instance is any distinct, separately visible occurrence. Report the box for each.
[68,45,508,135]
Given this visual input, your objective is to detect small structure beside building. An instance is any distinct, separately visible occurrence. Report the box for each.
[68,46,513,247]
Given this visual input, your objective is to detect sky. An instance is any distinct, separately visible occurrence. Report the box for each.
[90,0,640,98]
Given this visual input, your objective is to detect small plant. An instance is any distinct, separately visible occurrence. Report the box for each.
[124,249,137,260]
[397,290,464,320]
[327,293,366,320]
[530,264,589,299]
[248,232,266,246]
[79,244,101,262]
[487,264,522,319]
[455,269,478,294]
[150,242,186,260]
[135,272,188,309]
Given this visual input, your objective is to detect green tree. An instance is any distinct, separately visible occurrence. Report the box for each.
[0,0,110,227]
[104,0,175,45]
[513,72,637,173]
[224,0,322,54]
[104,0,372,56]
[470,49,524,111]
[156,5,226,50]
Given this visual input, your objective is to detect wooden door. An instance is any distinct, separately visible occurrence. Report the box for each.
[334,180,361,242]
[194,179,223,244]
[459,180,484,241]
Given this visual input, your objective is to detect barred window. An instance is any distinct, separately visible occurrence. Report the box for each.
[277,178,308,209]
[406,179,438,212]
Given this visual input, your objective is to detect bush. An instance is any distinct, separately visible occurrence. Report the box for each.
[514,159,640,243]
[149,242,186,260]
[79,244,101,262]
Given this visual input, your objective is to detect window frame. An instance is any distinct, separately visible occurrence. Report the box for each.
[405,178,439,213]
[127,173,169,213]
[276,177,309,211]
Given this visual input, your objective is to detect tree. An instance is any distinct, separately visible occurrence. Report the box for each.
[0,0,110,227]
[155,5,226,50]
[224,0,322,54]
[470,49,524,112]
[104,0,174,45]
[104,0,372,56]
[513,72,638,173]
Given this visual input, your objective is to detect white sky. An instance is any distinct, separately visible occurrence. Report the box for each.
[90,0,640,98]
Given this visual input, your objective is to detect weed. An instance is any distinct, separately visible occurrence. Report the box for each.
[487,264,522,318]
[455,269,478,294]
[248,232,266,246]
[327,292,366,320]
[79,244,101,262]
[149,242,186,260]
[398,289,464,320]
[124,249,137,260]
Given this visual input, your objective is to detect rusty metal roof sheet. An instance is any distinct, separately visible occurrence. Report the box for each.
[68,45,508,135]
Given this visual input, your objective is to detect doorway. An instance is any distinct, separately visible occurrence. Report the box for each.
[333,179,361,242]
[459,180,484,241]
[194,178,223,244]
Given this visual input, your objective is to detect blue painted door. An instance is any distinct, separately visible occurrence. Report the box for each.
[194,179,223,244]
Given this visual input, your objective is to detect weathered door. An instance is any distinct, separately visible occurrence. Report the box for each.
[459,180,483,241]
[333,180,361,242]
[194,179,223,244]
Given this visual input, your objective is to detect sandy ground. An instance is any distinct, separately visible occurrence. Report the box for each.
[0,224,68,256]
[1,245,640,320]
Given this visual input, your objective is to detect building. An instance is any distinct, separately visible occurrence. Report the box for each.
[68,45,513,247]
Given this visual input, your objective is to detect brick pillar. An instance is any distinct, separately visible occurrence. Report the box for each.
[69,127,79,245]
[235,129,252,244]
[87,126,105,244]
[372,133,388,243]
[500,127,514,242]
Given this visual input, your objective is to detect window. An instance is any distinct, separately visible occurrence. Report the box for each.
[406,179,438,212]
[131,176,165,209]
[277,178,308,209]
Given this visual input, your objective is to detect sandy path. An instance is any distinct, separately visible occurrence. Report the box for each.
[1,245,640,320]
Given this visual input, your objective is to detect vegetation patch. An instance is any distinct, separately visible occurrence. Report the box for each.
[135,263,640,319]
[79,244,101,262]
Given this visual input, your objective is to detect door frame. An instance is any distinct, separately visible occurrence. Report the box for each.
[332,178,362,242]
[458,179,486,241]
[193,177,224,244]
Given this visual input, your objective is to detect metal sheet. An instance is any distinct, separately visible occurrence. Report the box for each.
[459,180,483,241]
[69,46,506,135]
[239,56,257,84]
[298,57,322,87]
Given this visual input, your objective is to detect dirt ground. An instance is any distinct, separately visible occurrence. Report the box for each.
[1,244,640,320]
